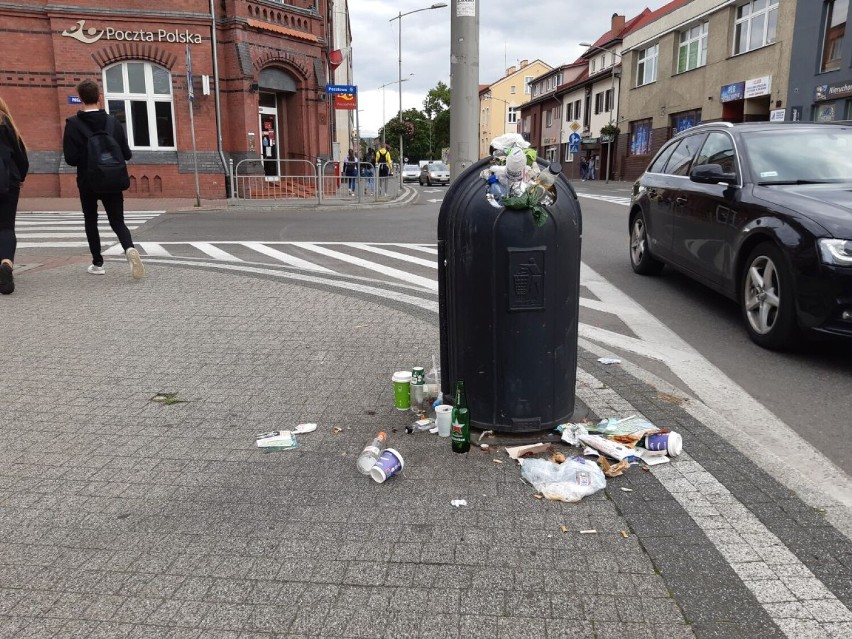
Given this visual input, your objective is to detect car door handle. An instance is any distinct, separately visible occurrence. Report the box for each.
[675,196,688,206]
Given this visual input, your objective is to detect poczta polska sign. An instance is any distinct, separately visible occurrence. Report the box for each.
[61,19,203,44]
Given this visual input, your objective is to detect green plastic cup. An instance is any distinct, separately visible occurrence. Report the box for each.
[392,371,412,410]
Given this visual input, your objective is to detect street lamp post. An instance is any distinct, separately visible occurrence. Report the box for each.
[390,3,447,185]
[379,76,411,145]
[580,43,622,184]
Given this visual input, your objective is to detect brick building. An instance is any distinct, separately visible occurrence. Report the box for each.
[1,1,346,199]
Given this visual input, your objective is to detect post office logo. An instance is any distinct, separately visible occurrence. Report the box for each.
[61,19,203,45]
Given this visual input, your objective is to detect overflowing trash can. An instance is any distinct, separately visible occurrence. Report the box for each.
[438,138,582,433]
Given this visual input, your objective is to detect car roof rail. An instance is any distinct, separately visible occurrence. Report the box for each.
[677,121,734,134]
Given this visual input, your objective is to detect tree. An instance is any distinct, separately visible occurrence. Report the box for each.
[376,80,451,162]
[423,81,450,160]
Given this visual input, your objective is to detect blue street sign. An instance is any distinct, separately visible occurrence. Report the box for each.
[326,84,357,94]
[568,132,581,145]
[68,95,82,104]
[569,141,580,153]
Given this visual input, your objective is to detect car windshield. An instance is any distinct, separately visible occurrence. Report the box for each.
[404,165,418,171]
[429,163,449,171]
[743,128,852,184]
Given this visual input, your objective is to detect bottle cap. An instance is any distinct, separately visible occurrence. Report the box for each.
[548,162,562,174]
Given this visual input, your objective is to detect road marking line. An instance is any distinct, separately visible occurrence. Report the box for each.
[291,242,437,292]
[348,243,438,269]
[191,242,244,261]
[137,242,172,258]
[242,242,335,273]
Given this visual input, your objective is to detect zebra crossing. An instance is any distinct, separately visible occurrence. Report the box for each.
[16,211,164,249]
[574,192,631,207]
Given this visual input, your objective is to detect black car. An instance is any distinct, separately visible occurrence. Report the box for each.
[629,122,852,349]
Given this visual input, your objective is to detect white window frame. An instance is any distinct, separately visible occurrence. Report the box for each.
[524,76,533,95]
[677,22,709,73]
[546,109,553,127]
[507,106,518,124]
[565,145,574,163]
[103,61,176,150]
[510,85,517,94]
[734,0,779,55]
[636,44,659,87]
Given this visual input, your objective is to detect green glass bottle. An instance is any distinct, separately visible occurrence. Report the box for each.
[450,380,470,454]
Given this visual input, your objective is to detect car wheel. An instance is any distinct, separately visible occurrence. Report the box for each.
[741,242,799,349]
[629,211,664,275]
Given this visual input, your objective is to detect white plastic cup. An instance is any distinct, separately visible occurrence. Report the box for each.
[435,405,453,437]
[369,448,405,483]
[644,431,683,457]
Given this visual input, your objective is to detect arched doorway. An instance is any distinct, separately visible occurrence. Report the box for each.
[257,67,297,178]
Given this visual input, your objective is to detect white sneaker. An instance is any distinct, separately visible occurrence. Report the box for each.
[126,248,144,280]
[87,264,105,275]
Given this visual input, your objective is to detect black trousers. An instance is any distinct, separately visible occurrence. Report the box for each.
[78,183,134,267]
[0,185,20,263]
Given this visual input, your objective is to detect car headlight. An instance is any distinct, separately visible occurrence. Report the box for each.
[818,239,852,266]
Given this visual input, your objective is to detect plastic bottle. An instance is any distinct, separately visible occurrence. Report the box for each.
[505,147,527,184]
[535,161,561,206]
[357,432,388,474]
[486,171,507,205]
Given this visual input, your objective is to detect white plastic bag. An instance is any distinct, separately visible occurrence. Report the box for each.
[520,456,606,502]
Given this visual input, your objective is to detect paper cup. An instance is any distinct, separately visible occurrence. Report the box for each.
[435,405,453,437]
[392,372,412,410]
[644,431,683,457]
[369,448,404,483]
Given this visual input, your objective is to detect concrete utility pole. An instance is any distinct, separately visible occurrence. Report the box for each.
[449,0,479,180]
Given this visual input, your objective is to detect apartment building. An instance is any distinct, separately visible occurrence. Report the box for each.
[618,0,797,181]
[478,59,552,158]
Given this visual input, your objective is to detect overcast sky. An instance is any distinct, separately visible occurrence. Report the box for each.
[350,0,655,138]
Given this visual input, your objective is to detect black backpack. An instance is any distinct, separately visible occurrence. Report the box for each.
[76,117,130,193]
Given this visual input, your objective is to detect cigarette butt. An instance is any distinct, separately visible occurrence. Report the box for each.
[620,487,634,492]
[620,530,629,538]
[579,529,597,534]
[642,466,650,472]
[493,459,504,464]
[332,427,343,433]
[533,494,544,500]
[560,525,569,533]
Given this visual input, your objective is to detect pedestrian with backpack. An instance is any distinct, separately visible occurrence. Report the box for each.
[343,148,358,196]
[63,79,143,279]
[0,96,29,295]
[375,143,393,195]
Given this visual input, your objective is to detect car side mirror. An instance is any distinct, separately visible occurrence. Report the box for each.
[690,163,737,185]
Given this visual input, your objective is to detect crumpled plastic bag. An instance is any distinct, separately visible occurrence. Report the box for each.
[520,456,606,502]
[501,185,549,227]
[490,133,530,156]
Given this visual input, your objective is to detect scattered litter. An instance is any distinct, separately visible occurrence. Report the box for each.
[478,430,494,443]
[493,459,504,465]
[332,427,343,434]
[505,442,552,461]
[533,494,544,500]
[657,391,688,405]
[450,499,468,508]
[597,357,622,365]
[560,525,569,534]
[480,444,490,452]
[406,418,434,434]
[369,448,404,483]
[255,430,298,452]
[598,456,630,478]
[294,423,318,434]
[551,452,566,464]
[520,456,606,502]
[150,392,188,405]
[579,530,597,534]
[644,431,683,457]
[357,432,388,475]
[642,466,650,472]
[620,530,630,538]
[620,487,634,492]
[592,415,659,444]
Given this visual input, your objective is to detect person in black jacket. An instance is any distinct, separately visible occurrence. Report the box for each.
[0,96,29,295]
[63,79,143,279]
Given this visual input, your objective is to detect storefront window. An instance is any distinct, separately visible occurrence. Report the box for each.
[629,119,653,156]
[104,61,175,150]
[670,109,702,137]
[822,0,848,72]
[734,0,779,55]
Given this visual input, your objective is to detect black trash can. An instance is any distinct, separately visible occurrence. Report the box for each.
[438,157,582,433]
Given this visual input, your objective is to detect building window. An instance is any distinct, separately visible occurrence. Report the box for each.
[734,0,779,55]
[508,106,518,124]
[566,101,572,121]
[670,109,702,137]
[594,92,605,114]
[523,115,531,133]
[604,88,614,113]
[510,85,517,94]
[524,76,533,95]
[591,58,596,72]
[575,99,582,120]
[636,44,658,87]
[565,145,574,163]
[846,99,852,119]
[629,119,653,156]
[677,22,709,73]
[823,0,848,72]
[104,61,175,149]
[546,109,553,127]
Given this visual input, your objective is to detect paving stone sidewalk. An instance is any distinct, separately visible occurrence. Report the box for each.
[0,260,849,639]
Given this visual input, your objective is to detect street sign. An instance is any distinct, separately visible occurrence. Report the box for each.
[568,132,581,144]
[334,93,357,110]
[326,84,357,94]
[569,141,580,154]
[569,121,581,133]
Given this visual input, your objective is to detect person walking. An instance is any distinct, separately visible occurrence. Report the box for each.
[588,155,597,181]
[375,143,393,195]
[0,96,30,295]
[580,156,588,181]
[343,148,358,196]
[63,79,143,279]
[362,147,375,195]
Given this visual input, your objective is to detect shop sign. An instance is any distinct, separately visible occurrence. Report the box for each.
[67,95,82,104]
[769,108,785,122]
[62,19,203,45]
[720,81,745,102]
[790,106,802,121]
[816,102,837,122]
[581,137,600,145]
[334,93,357,110]
[744,76,771,99]
[815,80,852,102]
